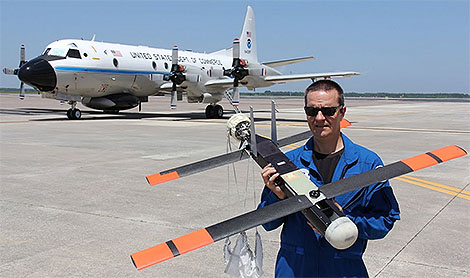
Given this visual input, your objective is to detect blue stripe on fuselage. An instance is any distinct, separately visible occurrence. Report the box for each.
[54,66,169,75]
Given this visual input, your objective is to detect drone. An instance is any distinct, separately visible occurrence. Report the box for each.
[130,101,467,270]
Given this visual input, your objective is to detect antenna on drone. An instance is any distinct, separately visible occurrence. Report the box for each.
[271,100,278,145]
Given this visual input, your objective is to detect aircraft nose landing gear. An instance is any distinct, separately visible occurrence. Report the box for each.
[205,104,224,119]
[66,101,81,120]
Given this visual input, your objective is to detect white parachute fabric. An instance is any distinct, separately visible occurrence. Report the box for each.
[223,231,264,277]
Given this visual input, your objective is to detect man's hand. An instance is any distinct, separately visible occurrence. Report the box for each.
[261,163,286,200]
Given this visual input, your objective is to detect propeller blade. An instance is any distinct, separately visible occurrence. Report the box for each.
[146,149,248,186]
[171,45,178,66]
[131,194,312,270]
[19,82,25,100]
[19,44,26,67]
[321,145,467,199]
[271,100,277,145]
[232,38,240,60]
[2,68,16,75]
[232,86,240,106]
[170,88,177,109]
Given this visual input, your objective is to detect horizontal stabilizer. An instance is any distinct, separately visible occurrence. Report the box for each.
[320,145,467,199]
[262,56,315,68]
[264,72,360,83]
[130,194,313,270]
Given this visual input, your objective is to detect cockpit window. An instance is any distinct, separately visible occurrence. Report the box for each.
[67,49,82,59]
[43,48,51,55]
[48,48,68,57]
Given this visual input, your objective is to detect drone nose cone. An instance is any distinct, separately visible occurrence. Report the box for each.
[18,57,57,91]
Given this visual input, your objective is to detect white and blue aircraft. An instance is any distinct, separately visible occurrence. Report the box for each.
[2,6,358,120]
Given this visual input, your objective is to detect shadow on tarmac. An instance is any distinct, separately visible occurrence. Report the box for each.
[0,107,308,123]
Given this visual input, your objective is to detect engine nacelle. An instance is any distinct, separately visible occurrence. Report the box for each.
[81,94,140,111]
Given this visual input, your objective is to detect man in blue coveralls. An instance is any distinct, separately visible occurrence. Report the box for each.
[259,80,400,277]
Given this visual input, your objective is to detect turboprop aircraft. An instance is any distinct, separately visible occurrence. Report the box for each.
[2,6,358,120]
[130,104,467,271]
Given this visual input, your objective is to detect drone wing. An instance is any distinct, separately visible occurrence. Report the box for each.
[320,145,467,199]
[132,145,466,270]
[146,119,351,186]
[131,194,312,270]
[146,149,249,185]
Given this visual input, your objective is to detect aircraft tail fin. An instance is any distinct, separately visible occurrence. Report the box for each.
[239,6,257,63]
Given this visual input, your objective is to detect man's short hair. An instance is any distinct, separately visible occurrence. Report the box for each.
[304,80,345,107]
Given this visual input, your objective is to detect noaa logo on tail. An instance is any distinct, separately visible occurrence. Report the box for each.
[247,38,252,49]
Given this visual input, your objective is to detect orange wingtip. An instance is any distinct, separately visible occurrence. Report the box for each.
[402,145,467,171]
[146,171,180,186]
[131,241,175,270]
[340,119,351,129]
[131,229,214,270]
[429,145,467,162]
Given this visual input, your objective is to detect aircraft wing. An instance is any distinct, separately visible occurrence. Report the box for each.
[203,71,360,89]
[264,71,360,83]
[262,56,315,68]
[204,78,234,88]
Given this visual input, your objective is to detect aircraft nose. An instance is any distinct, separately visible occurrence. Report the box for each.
[18,57,57,91]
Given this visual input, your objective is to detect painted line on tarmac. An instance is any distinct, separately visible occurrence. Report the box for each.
[395,176,470,200]
[402,175,470,195]
[0,120,31,124]
[348,126,470,134]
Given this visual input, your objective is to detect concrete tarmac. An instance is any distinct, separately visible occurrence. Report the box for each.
[0,94,469,277]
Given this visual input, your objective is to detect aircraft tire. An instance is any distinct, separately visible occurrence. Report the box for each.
[215,105,223,118]
[67,109,73,120]
[205,105,214,118]
[71,108,81,120]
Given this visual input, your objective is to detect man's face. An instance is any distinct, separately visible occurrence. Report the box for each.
[305,89,345,140]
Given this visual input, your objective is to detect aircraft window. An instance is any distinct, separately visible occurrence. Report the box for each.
[67,49,82,59]
[83,53,88,57]
[164,62,168,70]
[48,48,68,57]
[43,48,51,55]
[152,61,157,70]
[113,58,119,68]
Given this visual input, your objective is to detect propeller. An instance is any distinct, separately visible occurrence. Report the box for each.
[2,45,27,100]
[163,46,186,109]
[223,39,249,107]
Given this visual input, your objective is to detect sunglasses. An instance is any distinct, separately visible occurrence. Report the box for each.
[304,105,343,117]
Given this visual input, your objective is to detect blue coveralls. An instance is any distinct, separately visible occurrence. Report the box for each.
[258,134,400,278]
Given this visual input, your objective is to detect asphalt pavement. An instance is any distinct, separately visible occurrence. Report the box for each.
[0,94,469,277]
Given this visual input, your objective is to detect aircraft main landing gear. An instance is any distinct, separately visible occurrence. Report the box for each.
[67,101,81,120]
[205,104,224,119]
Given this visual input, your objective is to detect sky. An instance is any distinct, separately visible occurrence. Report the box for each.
[0,0,468,93]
